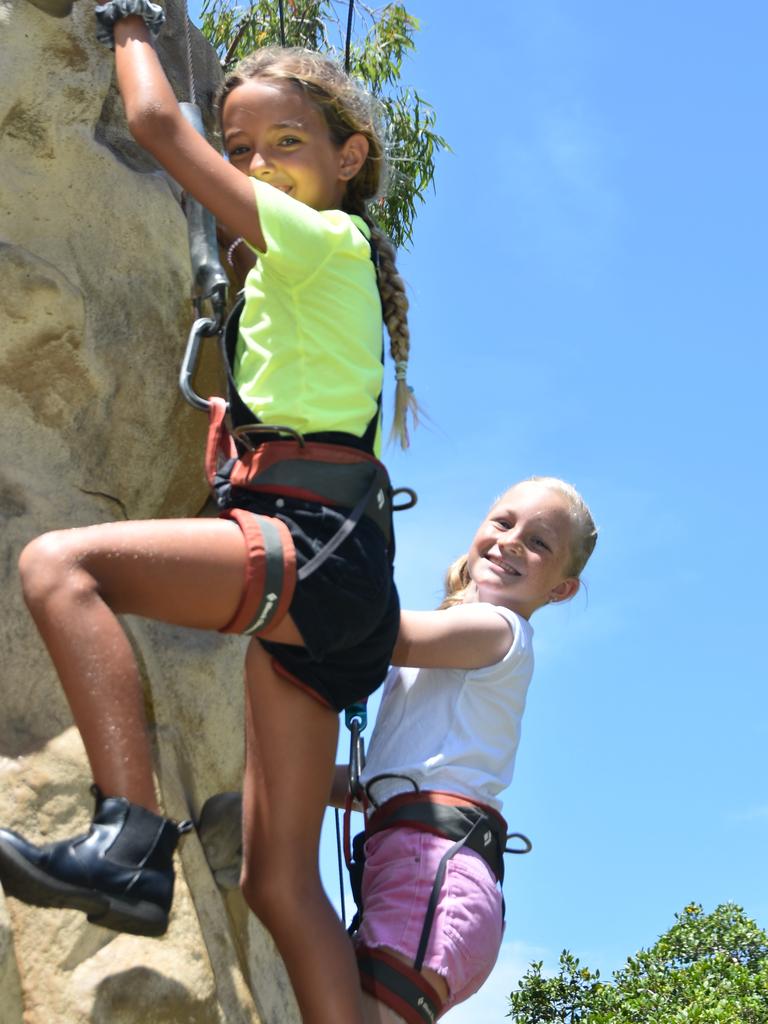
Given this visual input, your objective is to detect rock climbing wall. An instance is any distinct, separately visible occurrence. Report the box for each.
[0,0,299,1020]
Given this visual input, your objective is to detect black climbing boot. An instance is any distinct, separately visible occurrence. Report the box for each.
[0,787,192,936]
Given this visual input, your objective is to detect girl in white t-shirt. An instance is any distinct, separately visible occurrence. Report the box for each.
[339,476,598,1024]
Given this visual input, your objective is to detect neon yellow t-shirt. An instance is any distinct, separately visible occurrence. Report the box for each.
[234,178,383,453]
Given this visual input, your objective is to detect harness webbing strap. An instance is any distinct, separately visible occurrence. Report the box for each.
[357,946,443,1024]
[365,791,508,884]
[413,817,482,972]
[297,469,379,580]
[230,444,392,544]
[219,509,296,635]
[205,397,236,486]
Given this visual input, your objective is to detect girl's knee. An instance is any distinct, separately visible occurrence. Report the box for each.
[241,868,283,928]
[240,860,321,929]
[18,531,94,612]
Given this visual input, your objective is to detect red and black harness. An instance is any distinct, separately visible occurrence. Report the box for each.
[203,293,414,637]
[345,779,532,1024]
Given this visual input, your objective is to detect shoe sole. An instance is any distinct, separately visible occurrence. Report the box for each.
[0,840,168,937]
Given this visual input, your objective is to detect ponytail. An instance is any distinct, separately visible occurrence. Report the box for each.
[439,553,473,609]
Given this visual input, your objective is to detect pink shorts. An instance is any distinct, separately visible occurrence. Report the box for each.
[355,826,504,1011]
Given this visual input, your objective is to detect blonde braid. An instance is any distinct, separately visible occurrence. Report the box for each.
[359,212,419,449]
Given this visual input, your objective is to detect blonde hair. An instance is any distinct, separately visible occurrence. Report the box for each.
[219,47,417,448]
[440,476,598,609]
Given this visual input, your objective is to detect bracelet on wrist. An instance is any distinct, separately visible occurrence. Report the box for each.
[226,236,246,268]
[94,0,165,49]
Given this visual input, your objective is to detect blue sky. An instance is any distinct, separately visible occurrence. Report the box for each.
[194,3,768,1018]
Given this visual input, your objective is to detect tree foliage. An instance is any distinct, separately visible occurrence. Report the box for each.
[507,904,768,1024]
[198,0,448,247]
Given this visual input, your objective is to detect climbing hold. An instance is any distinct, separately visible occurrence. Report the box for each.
[197,792,242,890]
[24,0,76,19]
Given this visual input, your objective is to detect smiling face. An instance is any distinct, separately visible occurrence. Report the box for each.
[221,78,366,211]
[466,481,580,618]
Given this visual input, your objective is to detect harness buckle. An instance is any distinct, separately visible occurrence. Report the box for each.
[392,486,418,511]
[505,831,533,855]
[231,423,307,450]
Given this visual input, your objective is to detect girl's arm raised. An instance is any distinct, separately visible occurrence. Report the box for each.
[113,18,265,250]
[393,605,515,671]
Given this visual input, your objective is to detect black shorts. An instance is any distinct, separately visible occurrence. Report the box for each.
[220,489,399,712]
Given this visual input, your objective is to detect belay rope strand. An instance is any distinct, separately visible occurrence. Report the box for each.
[182,0,196,106]
[177,0,229,391]
[335,699,367,925]
[344,0,354,72]
[277,0,354,67]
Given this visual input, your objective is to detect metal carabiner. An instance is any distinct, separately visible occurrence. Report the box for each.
[348,718,366,803]
[231,423,307,450]
[179,316,221,412]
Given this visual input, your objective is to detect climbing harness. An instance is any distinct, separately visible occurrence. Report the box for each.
[201,281,417,634]
[347,778,532,1024]
[330,689,532,1024]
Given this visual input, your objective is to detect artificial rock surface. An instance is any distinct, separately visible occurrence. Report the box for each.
[0,0,299,1020]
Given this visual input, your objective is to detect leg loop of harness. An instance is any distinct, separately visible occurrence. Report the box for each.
[218,509,296,636]
[357,946,445,1024]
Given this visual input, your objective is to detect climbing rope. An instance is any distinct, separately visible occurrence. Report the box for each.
[334,805,347,924]
[276,0,354,70]
[176,0,229,397]
[182,0,196,105]
[334,699,367,926]
[344,0,354,72]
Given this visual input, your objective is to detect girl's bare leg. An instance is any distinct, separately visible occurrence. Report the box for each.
[18,519,255,811]
[240,639,364,1024]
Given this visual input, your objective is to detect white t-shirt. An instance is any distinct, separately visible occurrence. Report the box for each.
[360,605,534,813]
